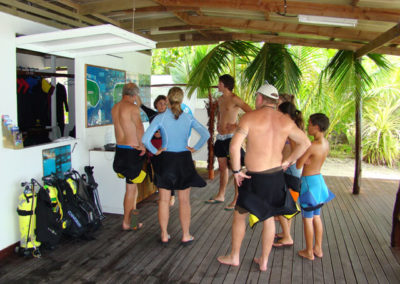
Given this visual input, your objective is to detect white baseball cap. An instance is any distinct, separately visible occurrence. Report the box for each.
[256,84,279,100]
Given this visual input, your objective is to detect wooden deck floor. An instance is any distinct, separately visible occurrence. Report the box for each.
[0,175,399,283]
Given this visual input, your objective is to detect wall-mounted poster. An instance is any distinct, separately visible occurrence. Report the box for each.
[127,72,151,122]
[86,64,126,127]
[43,145,71,178]
[126,72,153,121]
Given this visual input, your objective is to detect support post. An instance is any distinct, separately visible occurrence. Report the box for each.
[353,73,362,194]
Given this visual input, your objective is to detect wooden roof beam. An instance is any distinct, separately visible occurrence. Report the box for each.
[156,0,400,23]
[355,23,400,58]
[79,0,151,15]
[120,17,185,30]
[0,0,89,28]
[181,14,393,43]
[153,31,400,55]
[26,0,102,26]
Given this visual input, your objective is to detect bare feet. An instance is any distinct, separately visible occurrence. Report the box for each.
[273,238,294,247]
[275,232,284,239]
[298,249,314,260]
[253,257,267,271]
[313,248,323,258]
[121,222,143,231]
[224,202,235,211]
[217,255,239,267]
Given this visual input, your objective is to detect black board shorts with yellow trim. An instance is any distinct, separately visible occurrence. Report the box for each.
[113,145,146,184]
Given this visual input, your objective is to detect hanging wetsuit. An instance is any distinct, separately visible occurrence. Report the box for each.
[56,83,69,136]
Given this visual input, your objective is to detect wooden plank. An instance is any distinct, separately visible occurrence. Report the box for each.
[25,0,102,26]
[233,225,260,283]
[291,212,304,283]
[156,0,400,22]
[79,0,151,15]
[333,176,379,283]
[338,177,400,283]
[324,179,358,283]
[1,176,400,283]
[355,23,400,58]
[0,0,87,28]
[182,14,386,43]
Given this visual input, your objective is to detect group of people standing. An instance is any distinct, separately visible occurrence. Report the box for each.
[111,74,335,272]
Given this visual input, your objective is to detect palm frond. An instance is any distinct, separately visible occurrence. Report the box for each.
[186,41,259,98]
[244,43,301,95]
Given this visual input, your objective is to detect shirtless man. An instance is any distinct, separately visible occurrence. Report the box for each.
[206,74,252,210]
[112,83,146,231]
[217,84,310,271]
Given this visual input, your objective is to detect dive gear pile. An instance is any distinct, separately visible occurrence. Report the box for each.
[15,167,104,257]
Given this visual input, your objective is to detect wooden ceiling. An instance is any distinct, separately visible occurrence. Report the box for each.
[2,0,400,55]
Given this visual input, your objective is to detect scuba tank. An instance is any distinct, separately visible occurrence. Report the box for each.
[16,180,41,257]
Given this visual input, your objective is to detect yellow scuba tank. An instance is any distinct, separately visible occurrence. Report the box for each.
[16,182,41,256]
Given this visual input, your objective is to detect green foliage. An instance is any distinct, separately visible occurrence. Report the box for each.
[329,144,354,159]
[186,41,258,98]
[362,84,400,167]
[151,43,400,167]
[244,43,301,95]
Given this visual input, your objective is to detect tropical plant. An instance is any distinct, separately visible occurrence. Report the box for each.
[186,41,259,99]
[362,91,400,167]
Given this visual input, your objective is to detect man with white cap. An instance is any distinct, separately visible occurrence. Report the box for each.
[217,83,310,271]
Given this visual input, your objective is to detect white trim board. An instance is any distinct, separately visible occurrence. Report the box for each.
[16,24,156,58]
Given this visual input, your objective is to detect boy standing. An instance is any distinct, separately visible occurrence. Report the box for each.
[296,113,334,260]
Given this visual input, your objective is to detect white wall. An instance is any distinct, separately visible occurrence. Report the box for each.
[0,12,151,251]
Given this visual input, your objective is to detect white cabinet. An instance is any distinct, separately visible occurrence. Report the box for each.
[89,150,156,214]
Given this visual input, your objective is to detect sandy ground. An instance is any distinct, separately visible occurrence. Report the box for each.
[322,158,400,180]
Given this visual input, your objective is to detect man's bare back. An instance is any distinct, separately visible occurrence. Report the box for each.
[112,99,143,148]
[232,107,309,173]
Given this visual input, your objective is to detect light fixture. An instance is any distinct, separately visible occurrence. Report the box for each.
[298,15,358,27]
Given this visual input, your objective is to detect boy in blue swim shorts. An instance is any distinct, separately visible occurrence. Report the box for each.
[296,113,334,260]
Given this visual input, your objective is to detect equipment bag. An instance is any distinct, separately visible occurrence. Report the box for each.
[83,166,105,220]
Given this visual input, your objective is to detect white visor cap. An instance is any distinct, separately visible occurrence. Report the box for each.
[256,84,279,100]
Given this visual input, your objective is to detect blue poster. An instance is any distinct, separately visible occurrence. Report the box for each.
[42,145,71,178]
[86,65,126,127]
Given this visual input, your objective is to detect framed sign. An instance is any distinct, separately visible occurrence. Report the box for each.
[86,64,126,127]
[127,72,151,122]
[42,145,71,178]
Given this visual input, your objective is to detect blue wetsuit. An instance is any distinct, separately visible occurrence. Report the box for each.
[142,108,209,154]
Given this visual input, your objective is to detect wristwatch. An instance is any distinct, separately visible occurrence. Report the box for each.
[232,169,241,174]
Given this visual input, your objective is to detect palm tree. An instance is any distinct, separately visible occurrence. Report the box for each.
[186,41,302,103]
[322,50,391,194]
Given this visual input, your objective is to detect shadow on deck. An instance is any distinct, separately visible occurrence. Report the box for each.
[0,175,399,283]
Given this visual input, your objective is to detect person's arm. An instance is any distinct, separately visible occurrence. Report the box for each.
[296,144,314,169]
[132,106,145,155]
[283,123,311,170]
[142,116,161,155]
[230,116,251,186]
[190,118,210,151]
[141,104,157,121]
[234,95,252,113]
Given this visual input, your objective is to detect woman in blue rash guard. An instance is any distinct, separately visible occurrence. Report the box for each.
[142,87,210,246]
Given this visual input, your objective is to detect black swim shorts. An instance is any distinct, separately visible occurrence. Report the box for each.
[236,168,297,222]
[214,137,245,166]
[113,145,145,184]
